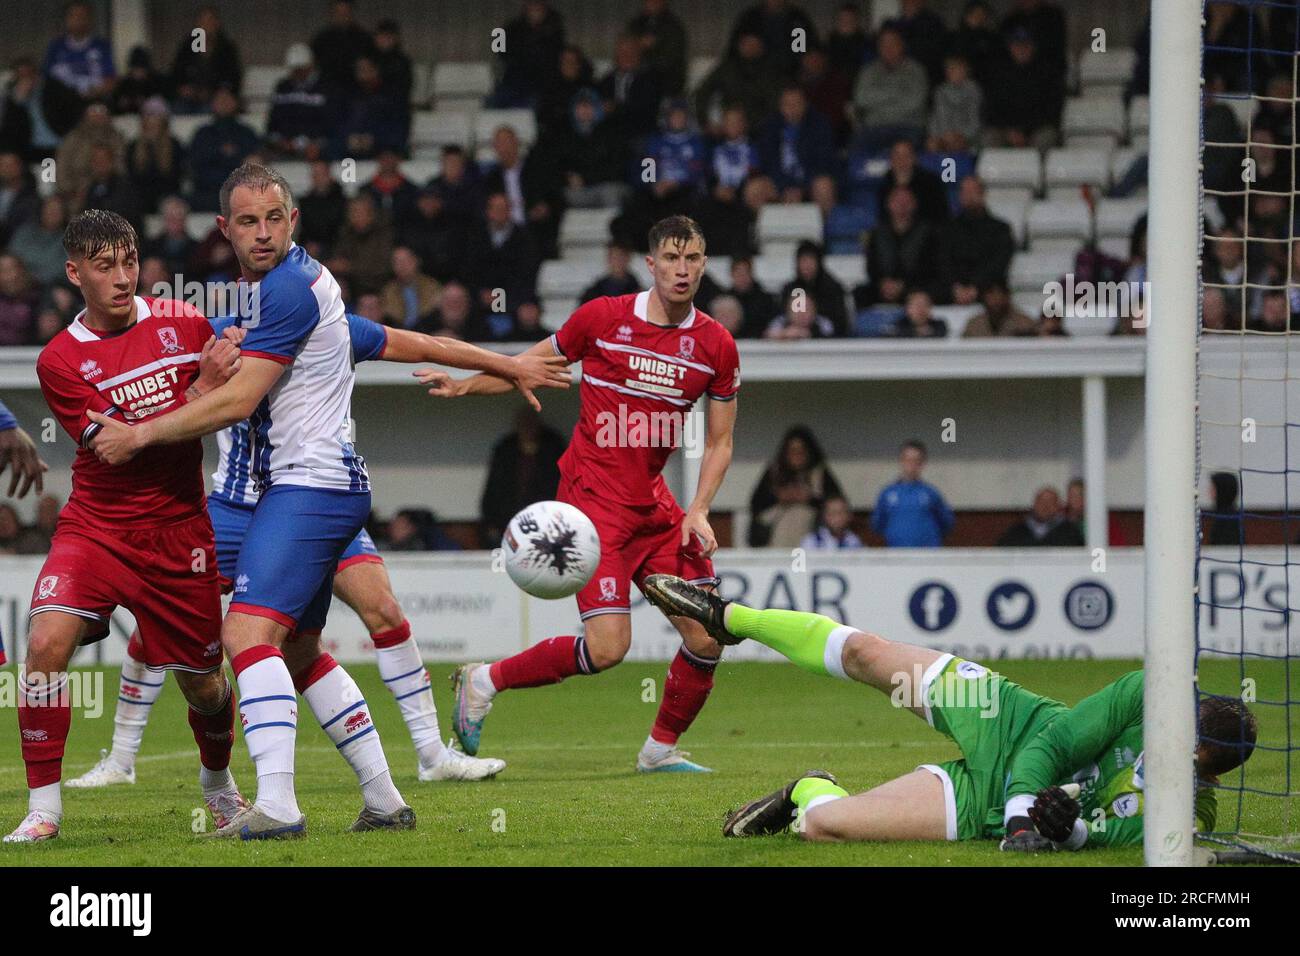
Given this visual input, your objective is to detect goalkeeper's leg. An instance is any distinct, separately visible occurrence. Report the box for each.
[643,576,946,720]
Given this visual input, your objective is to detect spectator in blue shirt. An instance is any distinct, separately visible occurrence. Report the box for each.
[0,399,47,499]
[871,439,954,546]
[757,84,835,203]
[42,1,115,100]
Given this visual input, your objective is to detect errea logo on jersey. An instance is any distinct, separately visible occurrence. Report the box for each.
[79,359,101,381]
[616,324,634,342]
[234,574,250,594]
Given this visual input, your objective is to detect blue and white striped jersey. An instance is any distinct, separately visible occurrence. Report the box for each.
[209,291,389,508]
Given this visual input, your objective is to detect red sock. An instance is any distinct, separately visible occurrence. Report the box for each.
[489,635,594,690]
[292,652,337,694]
[371,620,411,649]
[18,673,72,788]
[650,648,717,745]
[188,683,236,772]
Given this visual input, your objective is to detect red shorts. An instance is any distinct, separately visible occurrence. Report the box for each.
[560,473,717,621]
[30,511,223,673]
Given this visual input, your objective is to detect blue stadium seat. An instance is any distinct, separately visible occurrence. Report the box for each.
[824,204,874,255]
[854,305,904,337]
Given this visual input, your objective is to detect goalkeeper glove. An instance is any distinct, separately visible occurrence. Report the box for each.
[1028,785,1082,843]
[999,817,1055,852]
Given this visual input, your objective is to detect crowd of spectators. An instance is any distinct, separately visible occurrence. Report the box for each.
[0,0,1296,346]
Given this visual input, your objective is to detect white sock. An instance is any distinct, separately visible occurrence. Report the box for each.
[471,663,498,700]
[641,735,673,756]
[375,634,445,768]
[199,765,235,798]
[236,653,300,821]
[29,782,61,819]
[302,658,405,814]
[109,655,164,770]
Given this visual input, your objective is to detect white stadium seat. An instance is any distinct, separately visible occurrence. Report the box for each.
[1064,312,1118,337]
[538,260,603,298]
[1063,134,1119,151]
[410,62,432,107]
[474,109,537,148]
[1009,249,1075,293]
[1025,198,1092,242]
[559,208,617,253]
[540,296,578,331]
[984,188,1032,246]
[756,204,822,246]
[432,62,492,104]
[409,111,473,150]
[1097,235,1131,260]
[1128,96,1150,139]
[274,161,311,198]
[169,114,209,147]
[1095,197,1148,239]
[752,253,796,290]
[1062,96,1126,140]
[1078,47,1136,93]
[186,211,218,240]
[1044,148,1112,196]
[823,253,867,288]
[936,305,983,335]
[976,148,1042,193]
[243,110,268,136]
[401,157,441,186]
[1109,146,1143,186]
[1013,290,1045,318]
[112,115,140,140]
[1027,237,1085,257]
[688,56,716,92]
[243,65,283,106]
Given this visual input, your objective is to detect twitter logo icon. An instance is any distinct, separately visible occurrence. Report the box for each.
[987,582,1036,631]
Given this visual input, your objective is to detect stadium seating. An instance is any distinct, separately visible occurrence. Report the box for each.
[756,204,823,251]
[1026,197,1092,246]
[409,110,473,151]
[1077,47,1137,93]
[1009,247,1075,293]
[243,65,283,108]
[1127,96,1150,140]
[1095,197,1148,242]
[1061,96,1126,142]
[432,61,493,108]
[984,188,1032,246]
[976,148,1043,194]
[1044,147,1112,198]
[559,207,618,256]
[473,109,537,149]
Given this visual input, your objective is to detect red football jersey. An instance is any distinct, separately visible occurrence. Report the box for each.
[551,291,740,506]
[37,296,213,528]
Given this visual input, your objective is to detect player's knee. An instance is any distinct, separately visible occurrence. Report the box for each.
[24,623,74,672]
[176,670,228,712]
[587,638,629,671]
[365,593,405,634]
[282,630,322,675]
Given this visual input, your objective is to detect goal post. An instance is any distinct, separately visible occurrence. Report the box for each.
[1143,0,1203,867]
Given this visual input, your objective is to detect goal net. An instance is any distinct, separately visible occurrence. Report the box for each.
[1195,0,1299,864]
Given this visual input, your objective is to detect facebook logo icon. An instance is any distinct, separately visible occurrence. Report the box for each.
[908,582,958,632]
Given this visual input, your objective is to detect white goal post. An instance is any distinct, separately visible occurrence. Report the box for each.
[1143,0,1203,867]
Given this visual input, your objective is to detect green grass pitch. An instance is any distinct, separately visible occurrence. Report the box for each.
[0,658,1291,866]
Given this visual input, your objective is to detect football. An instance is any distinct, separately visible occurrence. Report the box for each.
[502,501,601,599]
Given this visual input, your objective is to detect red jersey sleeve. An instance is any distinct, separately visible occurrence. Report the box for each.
[551,298,607,363]
[707,328,741,401]
[36,348,122,447]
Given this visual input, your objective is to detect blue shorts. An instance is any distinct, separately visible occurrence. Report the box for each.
[221,486,371,633]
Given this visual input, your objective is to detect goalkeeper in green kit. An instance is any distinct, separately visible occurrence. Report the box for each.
[642,575,1258,851]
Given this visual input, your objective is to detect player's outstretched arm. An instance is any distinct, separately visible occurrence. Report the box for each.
[680,397,737,557]
[86,356,285,464]
[0,401,48,498]
[382,327,570,411]
[417,336,569,407]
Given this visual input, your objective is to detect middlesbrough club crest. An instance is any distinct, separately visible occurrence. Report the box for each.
[37,575,59,599]
[599,576,618,601]
[157,326,181,355]
[677,336,696,361]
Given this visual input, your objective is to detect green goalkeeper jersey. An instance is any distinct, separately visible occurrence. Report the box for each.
[1003,669,1217,847]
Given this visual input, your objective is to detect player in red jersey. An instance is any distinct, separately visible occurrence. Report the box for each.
[4,210,247,844]
[443,215,740,772]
